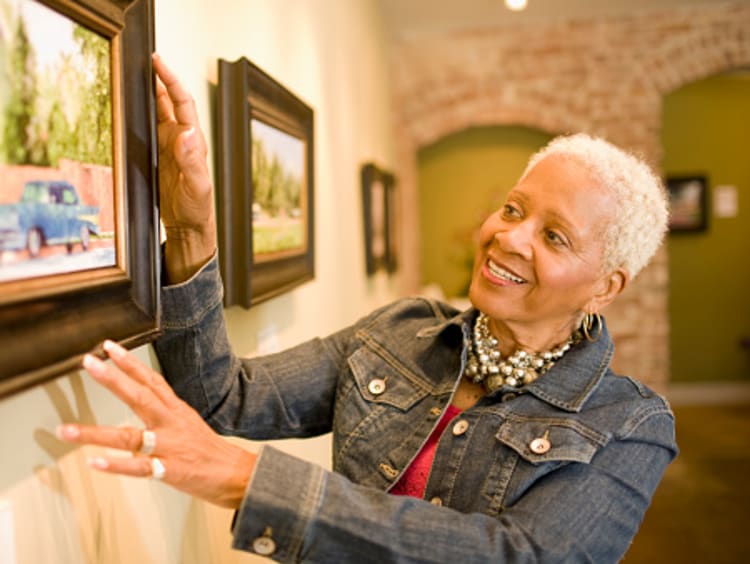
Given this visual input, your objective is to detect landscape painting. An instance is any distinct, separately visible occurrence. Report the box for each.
[217,56,315,308]
[250,118,307,262]
[0,0,117,284]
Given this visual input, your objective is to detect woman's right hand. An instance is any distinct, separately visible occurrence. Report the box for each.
[152,54,217,284]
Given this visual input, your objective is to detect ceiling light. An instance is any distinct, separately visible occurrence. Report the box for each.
[505,0,528,12]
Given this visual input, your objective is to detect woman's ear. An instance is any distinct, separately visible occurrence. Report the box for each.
[588,269,629,313]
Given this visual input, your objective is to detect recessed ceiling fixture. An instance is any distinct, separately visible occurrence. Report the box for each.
[505,0,528,12]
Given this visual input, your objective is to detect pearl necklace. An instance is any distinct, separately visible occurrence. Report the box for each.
[464,312,581,393]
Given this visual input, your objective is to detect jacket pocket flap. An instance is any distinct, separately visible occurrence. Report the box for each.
[495,415,604,464]
[348,346,427,410]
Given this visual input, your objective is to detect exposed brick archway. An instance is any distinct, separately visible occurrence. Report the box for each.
[390,1,750,387]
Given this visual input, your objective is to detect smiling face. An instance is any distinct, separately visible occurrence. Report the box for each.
[468,154,627,352]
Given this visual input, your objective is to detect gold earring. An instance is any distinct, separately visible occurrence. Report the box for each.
[582,312,602,343]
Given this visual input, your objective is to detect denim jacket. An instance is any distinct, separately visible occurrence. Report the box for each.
[154,256,677,563]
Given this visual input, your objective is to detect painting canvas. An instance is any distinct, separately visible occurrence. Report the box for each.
[0,0,118,284]
[250,118,307,262]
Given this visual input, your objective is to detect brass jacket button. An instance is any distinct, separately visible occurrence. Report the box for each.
[529,431,551,454]
[368,378,386,395]
[452,419,469,436]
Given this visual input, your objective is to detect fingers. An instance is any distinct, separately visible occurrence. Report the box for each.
[152,53,200,126]
[89,454,156,480]
[56,424,161,478]
[101,341,179,408]
[57,423,144,453]
[82,354,166,425]
[155,79,176,123]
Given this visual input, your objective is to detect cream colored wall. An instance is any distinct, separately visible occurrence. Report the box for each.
[0,1,398,562]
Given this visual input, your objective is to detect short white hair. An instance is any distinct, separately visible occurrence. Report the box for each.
[522,133,668,278]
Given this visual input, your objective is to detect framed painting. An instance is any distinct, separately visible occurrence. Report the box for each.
[361,163,396,275]
[217,57,314,308]
[0,0,159,397]
[667,175,708,232]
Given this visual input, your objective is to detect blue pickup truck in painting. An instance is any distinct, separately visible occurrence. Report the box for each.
[0,180,100,257]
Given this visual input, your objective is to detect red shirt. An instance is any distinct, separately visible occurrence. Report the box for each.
[390,404,463,498]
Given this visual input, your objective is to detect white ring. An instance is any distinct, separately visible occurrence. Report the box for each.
[151,457,166,480]
[139,429,156,455]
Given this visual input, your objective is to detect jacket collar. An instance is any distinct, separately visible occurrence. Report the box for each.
[417,306,614,413]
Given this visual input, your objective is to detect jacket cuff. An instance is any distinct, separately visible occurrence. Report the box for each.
[232,446,326,561]
[160,252,223,329]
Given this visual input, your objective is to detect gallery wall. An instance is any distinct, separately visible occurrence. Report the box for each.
[0,1,399,562]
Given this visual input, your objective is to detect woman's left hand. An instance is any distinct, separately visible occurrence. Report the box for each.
[57,340,255,509]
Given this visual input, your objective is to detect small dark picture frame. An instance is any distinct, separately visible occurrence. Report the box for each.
[361,163,397,275]
[667,175,708,232]
[217,57,315,308]
[0,0,159,398]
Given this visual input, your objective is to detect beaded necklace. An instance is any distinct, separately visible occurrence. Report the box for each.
[464,312,581,393]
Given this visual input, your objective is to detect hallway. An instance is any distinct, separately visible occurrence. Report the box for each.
[625,387,750,562]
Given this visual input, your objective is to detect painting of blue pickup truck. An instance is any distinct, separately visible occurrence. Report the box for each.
[0,180,100,257]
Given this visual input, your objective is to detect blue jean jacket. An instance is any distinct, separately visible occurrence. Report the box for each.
[154,256,677,563]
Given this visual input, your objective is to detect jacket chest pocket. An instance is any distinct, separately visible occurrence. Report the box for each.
[334,346,430,462]
[486,415,608,511]
[347,345,428,410]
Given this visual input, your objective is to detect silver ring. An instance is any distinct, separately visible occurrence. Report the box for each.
[139,429,156,455]
[151,457,166,480]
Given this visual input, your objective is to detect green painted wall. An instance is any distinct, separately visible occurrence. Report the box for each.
[418,126,553,298]
[662,73,750,382]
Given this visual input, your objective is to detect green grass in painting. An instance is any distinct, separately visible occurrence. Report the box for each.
[254,223,304,254]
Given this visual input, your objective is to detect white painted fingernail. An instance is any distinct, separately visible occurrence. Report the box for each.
[55,425,79,440]
[82,354,106,376]
[103,340,125,359]
[87,457,109,470]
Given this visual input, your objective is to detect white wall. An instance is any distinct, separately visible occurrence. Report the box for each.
[0,1,397,562]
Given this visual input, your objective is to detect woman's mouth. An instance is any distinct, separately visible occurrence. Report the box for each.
[483,259,526,285]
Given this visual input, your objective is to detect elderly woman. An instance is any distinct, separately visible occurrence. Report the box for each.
[58,56,677,563]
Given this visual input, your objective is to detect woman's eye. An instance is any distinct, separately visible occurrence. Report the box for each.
[546,230,567,246]
[501,204,521,219]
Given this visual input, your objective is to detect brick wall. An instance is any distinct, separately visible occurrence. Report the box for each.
[389,1,750,388]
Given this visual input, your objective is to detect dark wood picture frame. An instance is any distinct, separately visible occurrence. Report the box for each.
[361,163,397,275]
[0,0,159,398]
[217,57,315,308]
[667,175,708,232]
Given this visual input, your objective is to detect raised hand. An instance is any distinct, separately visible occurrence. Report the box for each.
[57,341,255,509]
[152,54,217,283]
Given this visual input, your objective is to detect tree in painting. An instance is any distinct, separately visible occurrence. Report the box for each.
[1,0,111,168]
[2,16,37,164]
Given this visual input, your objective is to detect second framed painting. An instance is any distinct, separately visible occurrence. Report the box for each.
[217,57,315,308]
[361,163,397,276]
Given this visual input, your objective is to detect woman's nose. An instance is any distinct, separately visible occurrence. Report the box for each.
[494,221,533,260]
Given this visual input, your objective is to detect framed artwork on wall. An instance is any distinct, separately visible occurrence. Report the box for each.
[0,0,159,397]
[217,57,315,308]
[666,175,708,232]
[361,163,397,275]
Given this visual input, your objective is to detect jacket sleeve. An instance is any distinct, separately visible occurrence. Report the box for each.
[153,253,355,440]
[230,408,675,563]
